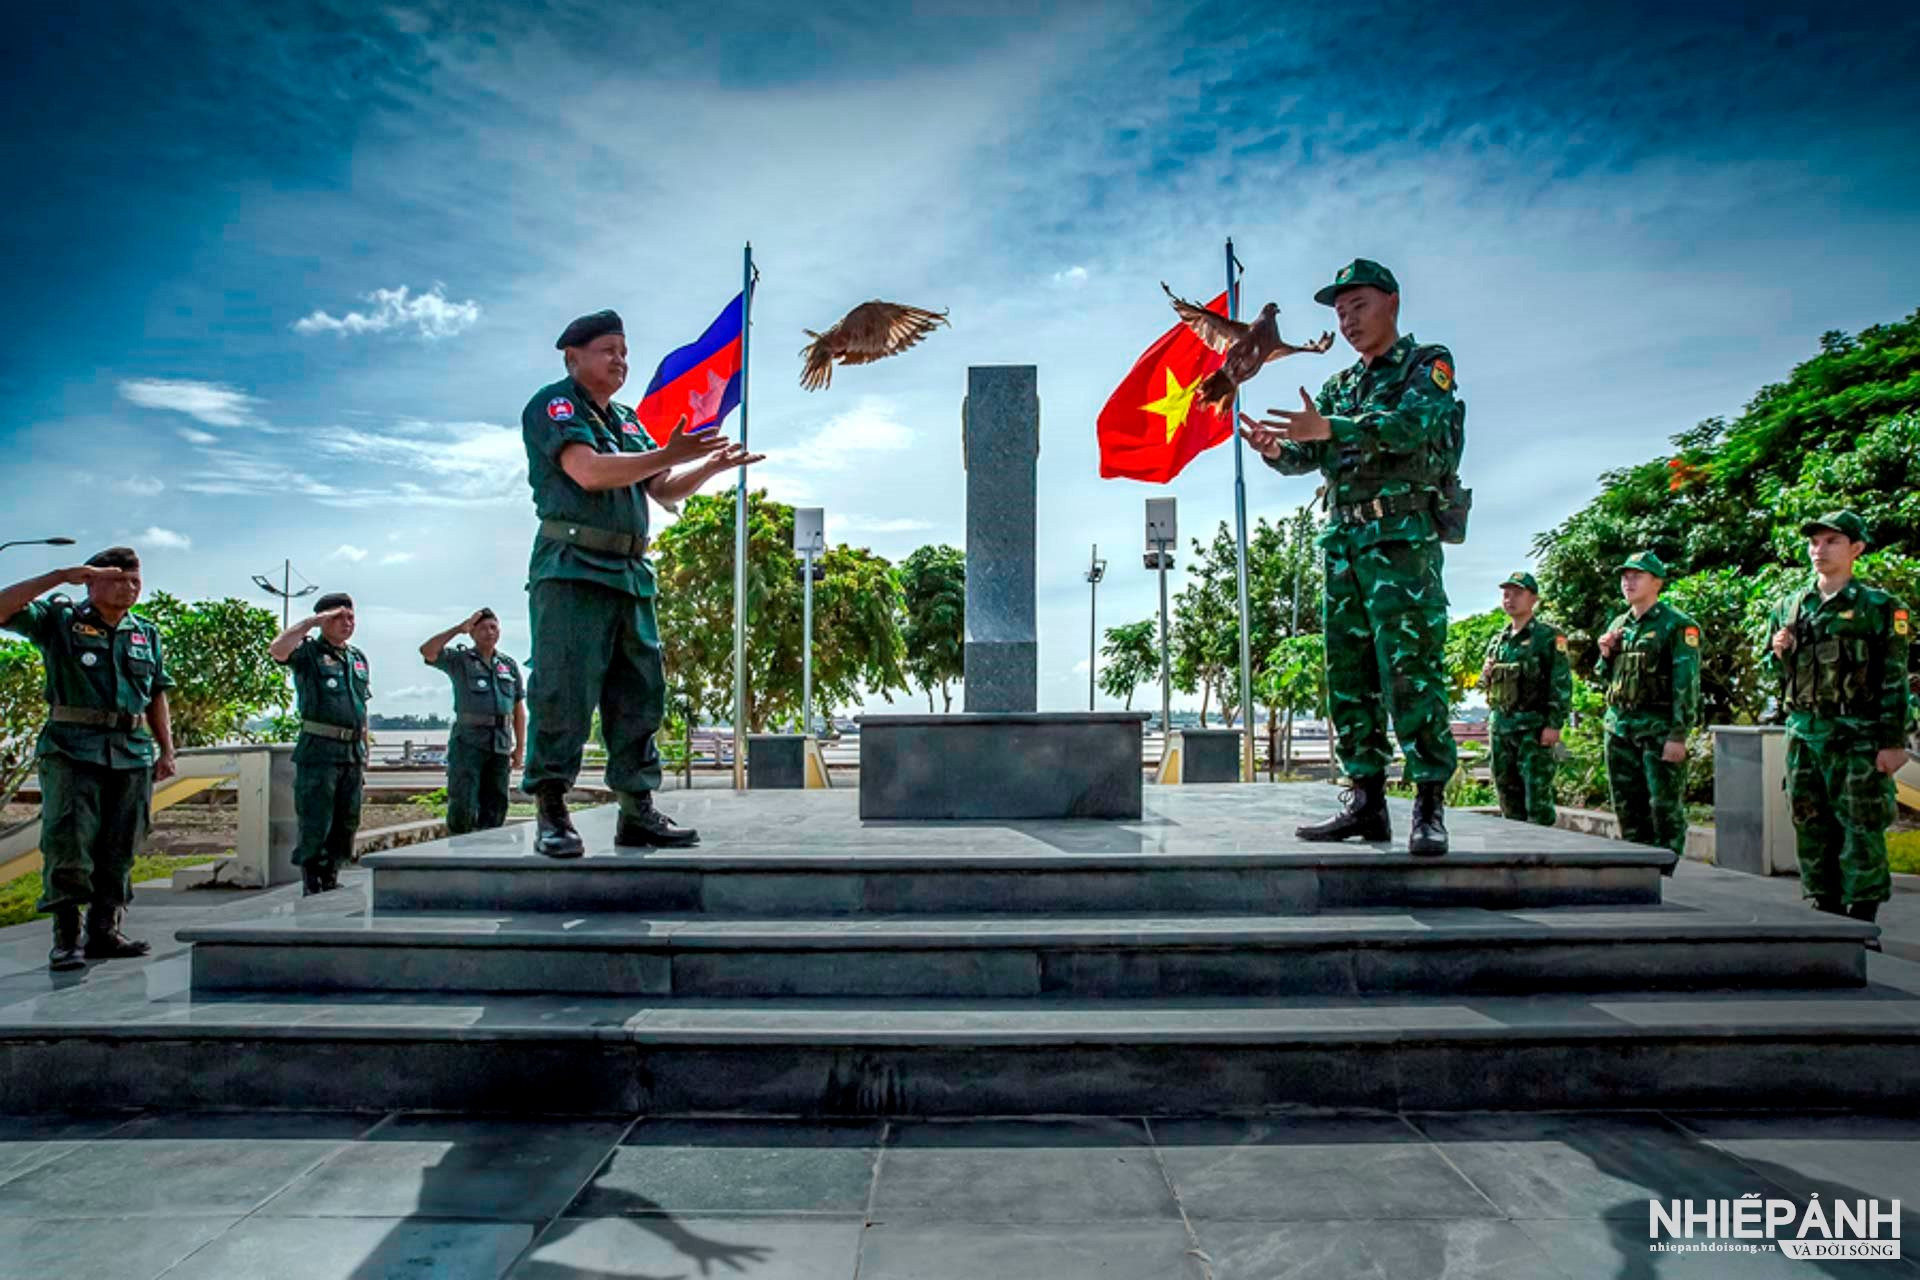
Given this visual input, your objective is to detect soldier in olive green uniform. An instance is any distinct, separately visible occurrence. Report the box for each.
[1480,571,1572,826]
[520,309,760,858]
[1241,259,1468,855]
[1762,511,1912,929]
[1593,552,1700,866]
[0,547,176,970]
[270,592,369,895]
[420,608,525,834]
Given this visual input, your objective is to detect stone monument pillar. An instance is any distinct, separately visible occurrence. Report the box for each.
[962,366,1039,713]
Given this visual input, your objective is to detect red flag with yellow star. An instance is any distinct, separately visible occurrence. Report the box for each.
[1096,291,1231,483]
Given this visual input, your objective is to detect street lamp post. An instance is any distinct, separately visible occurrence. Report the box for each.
[1144,499,1177,739]
[0,537,76,553]
[794,508,826,738]
[1084,543,1106,712]
[252,559,318,629]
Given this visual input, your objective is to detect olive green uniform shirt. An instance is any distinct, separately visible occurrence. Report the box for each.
[1483,617,1573,734]
[1,597,172,769]
[430,645,524,754]
[279,635,370,764]
[1593,599,1701,740]
[522,376,661,600]
[1263,333,1460,549]
[1762,577,1911,750]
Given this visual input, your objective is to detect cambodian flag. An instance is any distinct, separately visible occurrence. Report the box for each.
[636,292,744,445]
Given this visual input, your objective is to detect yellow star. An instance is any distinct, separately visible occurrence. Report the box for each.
[1141,367,1201,443]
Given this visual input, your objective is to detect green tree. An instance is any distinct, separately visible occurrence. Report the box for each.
[1171,523,1240,726]
[0,641,45,812]
[1256,633,1326,776]
[139,593,288,747]
[897,544,965,712]
[653,489,907,731]
[1441,607,1508,711]
[1098,619,1160,711]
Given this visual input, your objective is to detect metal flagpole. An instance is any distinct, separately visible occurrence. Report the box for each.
[802,544,814,737]
[732,244,757,790]
[1226,238,1256,782]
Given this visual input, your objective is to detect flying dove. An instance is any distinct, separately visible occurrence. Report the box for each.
[1161,283,1333,412]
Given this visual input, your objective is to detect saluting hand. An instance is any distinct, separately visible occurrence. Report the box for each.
[462,609,488,635]
[62,565,131,587]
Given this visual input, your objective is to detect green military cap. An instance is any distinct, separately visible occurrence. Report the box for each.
[1800,509,1870,546]
[1499,571,1539,593]
[1616,551,1670,579]
[555,309,623,350]
[1314,258,1399,306]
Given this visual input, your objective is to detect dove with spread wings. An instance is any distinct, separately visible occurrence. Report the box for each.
[798,301,949,391]
[1161,283,1333,412]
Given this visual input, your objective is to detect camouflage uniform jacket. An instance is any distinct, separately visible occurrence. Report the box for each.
[1593,599,1701,741]
[1762,576,1911,749]
[1483,617,1573,735]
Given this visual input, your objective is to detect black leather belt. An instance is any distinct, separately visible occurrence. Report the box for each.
[300,720,362,742]
[458,712,508,728]
[50,706,141,732]
[540,518,648,558]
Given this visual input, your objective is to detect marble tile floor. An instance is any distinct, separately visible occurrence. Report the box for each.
[0,1109,1914,1279]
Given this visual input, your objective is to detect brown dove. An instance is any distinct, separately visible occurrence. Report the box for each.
[799,301,949,391]
[1161,283,1333,412]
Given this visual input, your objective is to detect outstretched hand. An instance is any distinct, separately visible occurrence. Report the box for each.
[706,443,765,472]
[1237,413,1285,459]
[1263,388,1332,442]
[657,415,731,466]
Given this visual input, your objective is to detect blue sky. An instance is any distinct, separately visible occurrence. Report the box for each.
[5,0,1920,717]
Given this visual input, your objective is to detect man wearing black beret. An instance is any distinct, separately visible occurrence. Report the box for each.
[519,309,761,858]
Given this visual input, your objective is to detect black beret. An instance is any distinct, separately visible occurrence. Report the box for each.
[555,309,624,350]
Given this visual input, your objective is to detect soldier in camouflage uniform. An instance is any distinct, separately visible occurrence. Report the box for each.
[1593,551,1699,867]
[1762,511,1911,932]
[1241,259,1466,855]
[1480,571,1571,826]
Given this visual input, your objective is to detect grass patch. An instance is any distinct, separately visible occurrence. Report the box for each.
[1890,830,1920,876]
[0,853,222,929]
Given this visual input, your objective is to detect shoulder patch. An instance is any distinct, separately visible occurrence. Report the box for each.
[1896,609,1910,636]
[1429,359,1454,392]
[547,397,576,422]
[1683,626,1700,647]
[1554,634,1568,652]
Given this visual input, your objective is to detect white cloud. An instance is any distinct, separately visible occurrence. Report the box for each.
[331,544,369,562]
[116,476,165,496]
[380,685,439,702]
[120,378,263,428]
[178,428,217,445]
[767,399,916,473]
[834,515,935,535]
[380,552,415,565]
[140,526,191,550]
[1052,265,1090,286]
[293,284,482,340]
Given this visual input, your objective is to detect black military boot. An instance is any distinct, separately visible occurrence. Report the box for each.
[1408,782,1449,857]
[302,862,327,896]
[1846,900,1883,952]
[48,906,85,972]
[615,792,700,849]
[1812,896,1846,916]
[82,905,152,960]
[1296,774,1391,843]
[534,782,585,859]
[318,861,342,893]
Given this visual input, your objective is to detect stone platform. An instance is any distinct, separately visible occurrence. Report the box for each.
[3,786,1916,1118]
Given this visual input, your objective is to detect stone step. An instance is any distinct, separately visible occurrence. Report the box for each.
[365,848,1674,915]
[7,986,1916,1114]
[180,906,1870,998]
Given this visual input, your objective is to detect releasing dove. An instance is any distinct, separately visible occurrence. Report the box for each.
[799,301,949,391]
[1161,282,1333,412]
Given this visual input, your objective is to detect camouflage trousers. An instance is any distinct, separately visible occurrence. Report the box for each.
[1605,732,1686,859]
[1322,533,1458,783]
[1491,729,1557,826]
[1785,734,1892,906]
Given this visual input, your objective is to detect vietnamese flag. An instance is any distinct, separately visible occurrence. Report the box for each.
[636,292,744,445]
[1096,291,1231,483]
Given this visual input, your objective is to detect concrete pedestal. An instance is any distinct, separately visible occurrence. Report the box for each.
[1711,725,1797,876]
[858,712,1148,820]
[748,734,807,790]
[1176,729,1243,784]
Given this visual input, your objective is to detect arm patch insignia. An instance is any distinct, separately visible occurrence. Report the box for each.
[1554,634,1568,652]
[1430,359,1454,392]
[1683,626,1700,647]
[1896,610,1910,636]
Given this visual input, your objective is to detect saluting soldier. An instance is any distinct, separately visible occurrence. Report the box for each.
[0,547,176,970]
[1480,571,1572,826]
[420,608,525,835]
[1763,511,1911,931]
[269,592,369,895]
[1240,259,1467,855]
[1593,552,1700,867]
[520,309,761,858]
